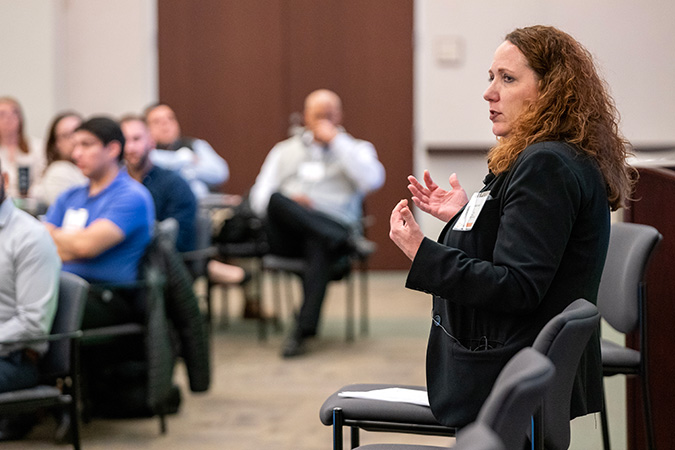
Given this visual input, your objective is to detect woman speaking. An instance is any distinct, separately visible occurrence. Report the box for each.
[390,25,635,426]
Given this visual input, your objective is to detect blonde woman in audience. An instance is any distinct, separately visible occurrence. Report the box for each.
[0,97,45,199]
[32,112,87,206]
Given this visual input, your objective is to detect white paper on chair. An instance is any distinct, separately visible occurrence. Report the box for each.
[338,388,430,407]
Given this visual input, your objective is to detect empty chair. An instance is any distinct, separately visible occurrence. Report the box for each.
[530,298,601,450]
[596,222,661,450]
[320,299,600,450]
[345,423,505,450]
[338,347,555,450]
[0,272,90,449]
[262,235,375,342]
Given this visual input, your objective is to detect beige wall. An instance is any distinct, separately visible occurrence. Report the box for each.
[0,0,157,139]
[1,0,673,233]
[414,0,675,237]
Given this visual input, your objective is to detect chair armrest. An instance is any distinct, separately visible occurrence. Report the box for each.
[181,246,219,262]
[0,330,83,347]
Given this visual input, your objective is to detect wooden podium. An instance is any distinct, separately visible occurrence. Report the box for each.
[623,167,675,450]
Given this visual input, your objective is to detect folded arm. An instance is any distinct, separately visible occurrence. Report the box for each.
[45,219,125,262]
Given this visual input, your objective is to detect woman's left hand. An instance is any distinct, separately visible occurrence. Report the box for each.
[389,199,425,261]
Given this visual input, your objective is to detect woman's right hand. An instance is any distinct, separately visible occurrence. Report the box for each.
[407,170,468,222]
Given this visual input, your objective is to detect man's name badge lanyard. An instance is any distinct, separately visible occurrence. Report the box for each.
[453,191,491,231]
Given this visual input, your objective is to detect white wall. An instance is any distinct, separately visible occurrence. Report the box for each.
[0,1,60,139]
[414,0,675,237]
[0,0,157,140]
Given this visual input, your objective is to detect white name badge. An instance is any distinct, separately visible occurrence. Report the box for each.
[62,208,89,232]
[298,161,326,182]
[453,191,491,231]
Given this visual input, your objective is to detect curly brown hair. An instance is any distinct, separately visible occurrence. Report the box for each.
[486,26,635,210]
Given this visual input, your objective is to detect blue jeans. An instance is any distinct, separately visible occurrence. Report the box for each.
[0,351,39,394]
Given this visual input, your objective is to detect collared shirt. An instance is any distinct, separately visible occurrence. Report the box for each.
[249,129,385,225]
[0,197,60,356]
[150,137,229,199]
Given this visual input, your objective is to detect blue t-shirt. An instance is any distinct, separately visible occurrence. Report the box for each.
[45,170,155,283]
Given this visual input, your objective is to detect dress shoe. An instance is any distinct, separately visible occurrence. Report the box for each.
[0,416,35,441]
[242,298,261,319]
[281,331,306,358]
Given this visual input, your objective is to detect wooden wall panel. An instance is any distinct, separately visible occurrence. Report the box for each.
[157,0,413,270]
[157,0,286,193]
[624,167,675,450]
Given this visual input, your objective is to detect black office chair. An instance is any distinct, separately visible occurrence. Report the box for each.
[529,298,600,450]
[0,272,89,449]
[596,222,662,450]
[336,347,555,450]
[79,219,179,434]
[262,233,376,342]
[320,299,599,450]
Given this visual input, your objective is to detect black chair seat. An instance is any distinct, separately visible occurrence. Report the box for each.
[600,339,640,368]
[320,384,449,431]
[0,385,63,407]
[354,422,505,450]
[355,445,447,450]
[262,255,307,274]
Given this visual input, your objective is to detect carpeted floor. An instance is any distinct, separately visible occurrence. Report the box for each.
[4,271,625,449]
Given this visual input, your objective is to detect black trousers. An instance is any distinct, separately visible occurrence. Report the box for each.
[266,193,352,336]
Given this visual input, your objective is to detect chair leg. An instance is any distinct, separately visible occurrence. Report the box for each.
[350,426,360,449]
[221,284,230,328]
[359,259,369,336]
[206,278,213,327]
[346,273,355,342]
[270,270,283,332]
[159,413,167,434]
[641,371,655,450]
[600,389,611,450]
[532,406,544,450]
[333,407,344,450]
[70,339,82,450]
[256,265,269,341]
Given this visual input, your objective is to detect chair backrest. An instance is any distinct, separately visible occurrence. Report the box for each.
[531,298,600,450]
[474,347,555,450]
[155,217,179,249]
[596,222,662,334]
[453,422,505,450]
[40,272,90,378]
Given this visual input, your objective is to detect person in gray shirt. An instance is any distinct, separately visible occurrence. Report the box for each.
[0,157,60,439]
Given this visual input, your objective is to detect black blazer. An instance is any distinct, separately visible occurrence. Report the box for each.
[407,141,608,427]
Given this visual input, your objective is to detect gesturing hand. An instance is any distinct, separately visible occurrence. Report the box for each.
[389,199,425,261]
[407,171,468,222]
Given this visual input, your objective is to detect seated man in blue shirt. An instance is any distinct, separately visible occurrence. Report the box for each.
[44,117,154,329]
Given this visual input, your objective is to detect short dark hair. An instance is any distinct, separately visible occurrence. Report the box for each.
[143,102,170,122]
[76,117,126,162]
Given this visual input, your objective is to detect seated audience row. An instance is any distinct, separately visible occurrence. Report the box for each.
[0,90,384,441]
